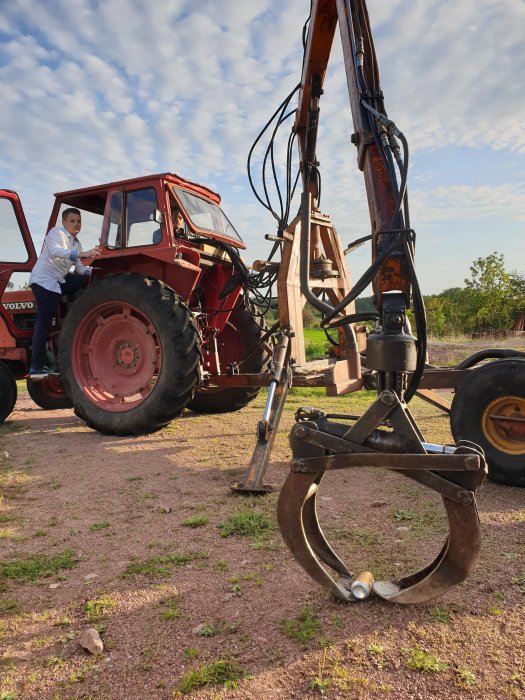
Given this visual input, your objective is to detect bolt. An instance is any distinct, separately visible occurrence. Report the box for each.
[386,313,403,326]
[350,132,359,145]
[379,392,396,406]
[294,425,308,439]
[457,490,473,506]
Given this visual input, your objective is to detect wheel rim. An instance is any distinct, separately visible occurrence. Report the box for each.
[41,374,68,399]
[71,301,161,412]
[482,395,525,455]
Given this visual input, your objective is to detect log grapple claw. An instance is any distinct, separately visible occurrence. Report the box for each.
[277,392,486,605]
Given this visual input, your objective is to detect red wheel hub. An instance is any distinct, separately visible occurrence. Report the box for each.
[70,301,161,412]
[42,374,68,399]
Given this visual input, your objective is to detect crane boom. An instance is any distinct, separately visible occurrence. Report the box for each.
[296,0,409,304]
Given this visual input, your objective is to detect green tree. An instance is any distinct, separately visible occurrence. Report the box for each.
[433,287,467,337]
[464,252,521,331]
[424,295,446,337]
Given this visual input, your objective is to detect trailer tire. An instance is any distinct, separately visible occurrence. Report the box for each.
[58,273,202,436]
[26,375,73,410]
[450,358,525,487]
[0,362,17,423]
[187,303,269,414]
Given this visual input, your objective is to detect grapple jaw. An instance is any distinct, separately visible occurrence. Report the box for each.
[277,391,486,605]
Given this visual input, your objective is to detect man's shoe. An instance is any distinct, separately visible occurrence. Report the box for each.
[29,366,59,381]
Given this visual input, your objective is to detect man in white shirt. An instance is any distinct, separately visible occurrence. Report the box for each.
[29,207,100,379]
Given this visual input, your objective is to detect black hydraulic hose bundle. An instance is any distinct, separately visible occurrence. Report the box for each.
[343,0,428,401]
[244,0,428,402]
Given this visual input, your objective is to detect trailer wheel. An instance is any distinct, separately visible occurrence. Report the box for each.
[58,273,202,436]
[0,362,17,423]
[450,358,525,487]
[187,303,269,414]
[26,374,73,410]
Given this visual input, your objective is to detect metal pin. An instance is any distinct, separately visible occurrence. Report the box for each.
[350,571,374,601]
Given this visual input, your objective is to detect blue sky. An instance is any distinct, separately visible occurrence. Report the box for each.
[1,0,524,294]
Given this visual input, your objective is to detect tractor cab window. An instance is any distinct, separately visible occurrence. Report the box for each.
[0,197,30,263]
[58,200,106,253]
[126,188,161,247]
[172,186,242,242]
[105,191,123,249]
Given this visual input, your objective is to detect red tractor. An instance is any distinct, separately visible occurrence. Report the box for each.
[0,173,268,435]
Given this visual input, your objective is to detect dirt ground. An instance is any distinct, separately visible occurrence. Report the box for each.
[1,341,524,699]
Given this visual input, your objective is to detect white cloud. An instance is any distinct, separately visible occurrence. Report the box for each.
[0,0,523,292]
[412,183,525,224]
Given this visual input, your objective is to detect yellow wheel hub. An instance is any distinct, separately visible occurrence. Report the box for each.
[482,396,525,455]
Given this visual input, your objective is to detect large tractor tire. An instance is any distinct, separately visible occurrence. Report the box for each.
[187,302,269,414]
[58,273,202,436]
[0,362,17,423]
[26,374,73,410]
[450,358,525,487]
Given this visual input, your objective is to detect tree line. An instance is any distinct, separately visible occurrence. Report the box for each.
[423,252,525,337]
[296,252,525,338]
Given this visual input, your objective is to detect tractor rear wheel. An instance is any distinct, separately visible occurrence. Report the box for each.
[58,273,202,436]
[26,374,73,410]
[187,302,269,414]
[450,358,525,487]
[0,362,17,423]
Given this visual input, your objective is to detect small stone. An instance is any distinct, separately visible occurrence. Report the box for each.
[84,573,98,581]
[240,559,249,567]
[370,500,387,508]
[49,583,61,589]
[397,526,410,532]
[80,628,104,655]
[192,623,206,635]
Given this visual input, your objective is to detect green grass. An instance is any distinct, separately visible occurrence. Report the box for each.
[180,515,208,528]
[350,527,380,548]
[218,511,274,539]
[511,574,525,593]
[304,327,331,361]
[393,509,415,522]
[122,550,208,578]
[160,595,181,620]
[456,669,476,686]
[90,522,110,531]
[0,549,76,583]
[176,660,244,694]
[85,595,118,622]
[430,607,451,623]
[0,597,20,615]
[184,647,199,658]
[280,607,321,646]
[403,647,449,673]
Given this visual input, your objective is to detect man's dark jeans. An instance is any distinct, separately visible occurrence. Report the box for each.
[30,274,88,371]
